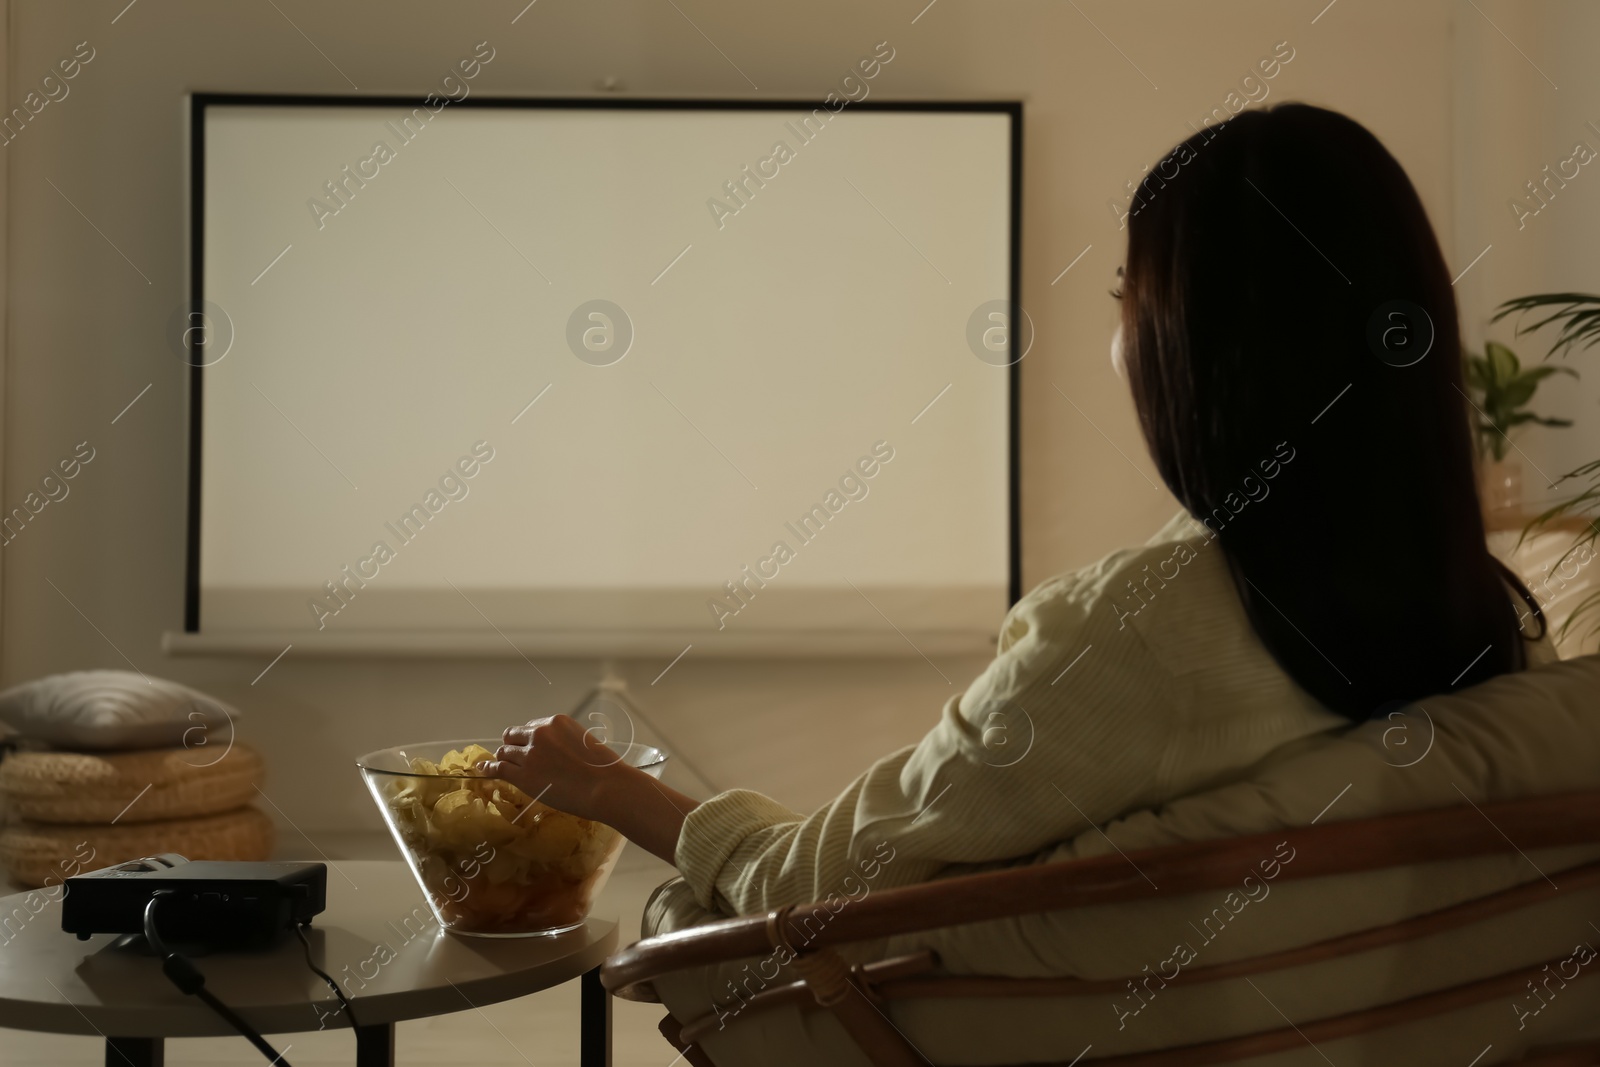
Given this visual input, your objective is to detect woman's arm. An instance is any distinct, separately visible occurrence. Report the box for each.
[665,570,1188,915]
[476,714,701,866]
[482,569,1177,917]
[598,770,700,866]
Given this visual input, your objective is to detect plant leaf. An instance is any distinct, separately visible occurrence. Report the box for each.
[1491,293,1600,359]
[1499,378,1537,409]
[1486,340,1520,382]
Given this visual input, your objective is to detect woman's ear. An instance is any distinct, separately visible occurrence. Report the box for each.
[1110,323,1127,379]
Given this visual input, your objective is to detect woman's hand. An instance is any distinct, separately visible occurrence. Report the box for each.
[476,714,620,821]
[475,714,701,866]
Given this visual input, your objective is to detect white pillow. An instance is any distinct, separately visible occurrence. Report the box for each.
[0,670,240,751]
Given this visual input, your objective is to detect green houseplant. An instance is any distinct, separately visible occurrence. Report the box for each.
[1489,293,1600,642]
[1462,340,1575,463]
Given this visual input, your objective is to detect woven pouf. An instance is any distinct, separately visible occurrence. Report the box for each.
[0,743,274,888]
[0,743,263,824]
[0,807,275,888]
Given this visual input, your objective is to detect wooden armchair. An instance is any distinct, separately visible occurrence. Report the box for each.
[602,790,1600,1067]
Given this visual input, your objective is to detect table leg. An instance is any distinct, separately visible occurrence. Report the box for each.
[105,1037,163,1067]
[355,1021,395,1067]
[581,964,612,1067]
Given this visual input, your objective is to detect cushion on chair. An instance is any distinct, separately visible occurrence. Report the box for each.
[647,653,1600,1066]
[0,671,239,751]
[893,650,1600,977]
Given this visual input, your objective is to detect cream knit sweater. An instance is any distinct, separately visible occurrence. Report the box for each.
[672,512,1528,917]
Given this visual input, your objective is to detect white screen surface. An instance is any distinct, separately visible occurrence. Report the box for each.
[196,102,1014,648]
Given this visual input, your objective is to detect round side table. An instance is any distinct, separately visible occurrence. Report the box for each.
[0,859,619,1066]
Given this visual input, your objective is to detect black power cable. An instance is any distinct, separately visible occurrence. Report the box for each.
[142,893,294,1066]
[293,922,360,1031]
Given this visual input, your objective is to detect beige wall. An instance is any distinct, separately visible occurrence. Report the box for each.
[1452,1,1600,507]
[3,0,1464,832]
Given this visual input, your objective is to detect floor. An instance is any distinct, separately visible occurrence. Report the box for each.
[1,835,689,1066]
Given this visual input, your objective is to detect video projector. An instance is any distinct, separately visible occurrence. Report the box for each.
[61,855,327,947]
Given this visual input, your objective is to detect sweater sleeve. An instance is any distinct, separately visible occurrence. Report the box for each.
[673,559,1183,915]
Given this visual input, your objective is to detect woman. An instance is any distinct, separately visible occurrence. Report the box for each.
[477,104,1548,920]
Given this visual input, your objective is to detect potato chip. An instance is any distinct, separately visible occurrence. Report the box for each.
[436,743,494,775]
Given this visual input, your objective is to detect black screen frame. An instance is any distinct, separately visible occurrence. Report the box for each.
[185,94,1023,633]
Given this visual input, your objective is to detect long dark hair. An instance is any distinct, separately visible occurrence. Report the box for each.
[1120,103,1541,721]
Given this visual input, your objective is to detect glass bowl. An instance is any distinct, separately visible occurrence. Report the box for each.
[357,737,666,937]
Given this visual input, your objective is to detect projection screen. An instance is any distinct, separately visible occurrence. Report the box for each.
[184,97,1019,655]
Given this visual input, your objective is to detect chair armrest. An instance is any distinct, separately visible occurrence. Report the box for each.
[602,788,1600,999]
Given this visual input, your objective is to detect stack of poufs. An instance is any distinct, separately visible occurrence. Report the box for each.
[0,671,274,889]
